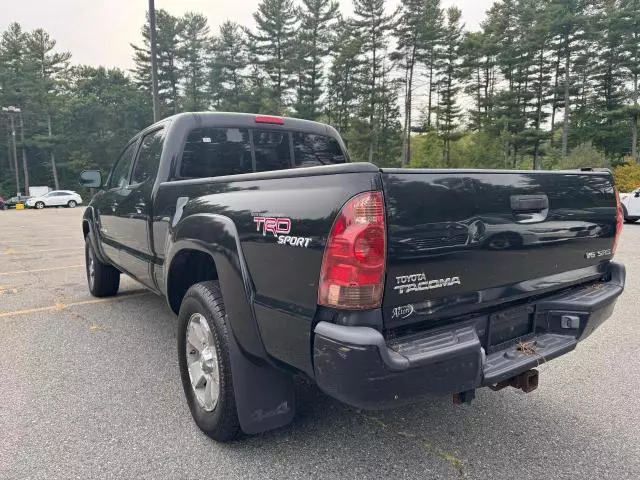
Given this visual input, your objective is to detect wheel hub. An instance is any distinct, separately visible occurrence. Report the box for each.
[200,347,216,374]
[185,313,220,411]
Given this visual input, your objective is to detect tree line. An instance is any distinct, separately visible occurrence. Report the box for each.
[1,0,640,198]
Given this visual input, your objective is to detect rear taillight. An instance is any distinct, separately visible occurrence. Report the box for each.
[318,191,386,310]
[613,188,623,256]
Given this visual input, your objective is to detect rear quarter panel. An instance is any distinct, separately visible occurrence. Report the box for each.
[154,169,379,374]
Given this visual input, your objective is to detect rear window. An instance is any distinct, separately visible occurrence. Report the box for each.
[292,132,345,167]
[180,127,252,178]
[177,127,346,179]
[253,129,291,172]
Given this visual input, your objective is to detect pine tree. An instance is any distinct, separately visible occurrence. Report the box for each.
[518,0,553,168]
[589,0,628,157]
[421,1,445,131]
[620,0,640,160]
[244,33,271,113]
[250,0,298,113]
[393,0,430,166]
[24,29,71,189]
[351,0,396,163]
[326,23,364,134]
[374,60,403,166]
[179,12,211,111]
[460,30,497,132]
[1,23,29,193]
[294,0,339,120]
[437,7,463,166]
[131,9,184,116]
[548,0,589,160]
[209,21,247,111]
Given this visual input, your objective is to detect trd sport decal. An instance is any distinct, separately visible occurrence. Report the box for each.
[253,217,291,236]
[253,216,311,248]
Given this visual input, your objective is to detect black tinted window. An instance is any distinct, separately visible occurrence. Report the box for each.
[253,129,291,172]
[180,128,252,178]
[109,142,138,188]
[292,133,345,167]
[133,128,165,184]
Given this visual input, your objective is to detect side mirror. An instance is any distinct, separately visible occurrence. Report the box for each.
[80,170,102,188]
[634,192,640,198]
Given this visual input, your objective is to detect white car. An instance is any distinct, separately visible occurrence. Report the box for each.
[26,190,83,209]
[620,188,640,223]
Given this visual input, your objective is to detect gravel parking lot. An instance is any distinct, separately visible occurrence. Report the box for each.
[1,207,639,480]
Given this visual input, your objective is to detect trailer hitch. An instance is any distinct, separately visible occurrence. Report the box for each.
[489,369,539,393]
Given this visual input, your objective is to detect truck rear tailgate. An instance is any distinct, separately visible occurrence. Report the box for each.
[380,169,617,329]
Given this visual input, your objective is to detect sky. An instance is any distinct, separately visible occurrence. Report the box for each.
[2,0,494,71]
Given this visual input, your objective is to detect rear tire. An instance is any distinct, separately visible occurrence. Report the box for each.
[85,237,120,297]
[68,200,77,208]
[177,281,241,443]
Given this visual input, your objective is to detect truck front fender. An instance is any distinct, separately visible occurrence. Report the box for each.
[82,206,110,265]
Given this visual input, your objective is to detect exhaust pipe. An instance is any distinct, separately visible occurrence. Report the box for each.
[489,369,539,393]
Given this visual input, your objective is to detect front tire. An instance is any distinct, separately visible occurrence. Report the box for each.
[85,237,120,297]
[35,201,45,209]
[178,281,241,442]
[68,200,77,208]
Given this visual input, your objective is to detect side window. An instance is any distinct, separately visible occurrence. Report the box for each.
[253,129,291,172]
[292,133,346,167]
[132,128,165,184]
[179,127,252,178]
[109,142,138,189]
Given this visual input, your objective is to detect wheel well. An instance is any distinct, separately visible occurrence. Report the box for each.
[167,249,219,314]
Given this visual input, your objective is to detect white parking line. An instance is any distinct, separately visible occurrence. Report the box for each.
[0,292,150,318]
[2,247,84,255]
[0,265,84,275]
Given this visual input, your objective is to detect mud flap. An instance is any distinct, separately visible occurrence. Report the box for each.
[228,328,295,434]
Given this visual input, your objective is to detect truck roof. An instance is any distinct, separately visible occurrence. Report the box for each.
[154,112,338,137]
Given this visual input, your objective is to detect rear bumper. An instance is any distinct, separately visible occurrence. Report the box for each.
[313,262,625,410]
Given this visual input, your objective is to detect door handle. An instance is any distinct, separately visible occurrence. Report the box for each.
[510,195,549,212]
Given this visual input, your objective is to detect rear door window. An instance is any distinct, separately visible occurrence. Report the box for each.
[180,127,252,178]
[292,133,346,167]
[253,129,291,172]
[132,128,165,184]
[109,142,138,189]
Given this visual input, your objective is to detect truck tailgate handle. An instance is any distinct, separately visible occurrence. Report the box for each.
[510,194,549,212]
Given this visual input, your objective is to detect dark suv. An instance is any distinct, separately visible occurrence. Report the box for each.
[4,195,31,209]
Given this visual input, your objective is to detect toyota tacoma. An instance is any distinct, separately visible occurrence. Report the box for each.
[80,112,625,442]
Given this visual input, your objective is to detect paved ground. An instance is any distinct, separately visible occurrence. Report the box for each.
[0,207,639,480]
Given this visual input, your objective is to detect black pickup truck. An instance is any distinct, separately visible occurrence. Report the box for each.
[81,112,625,442]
